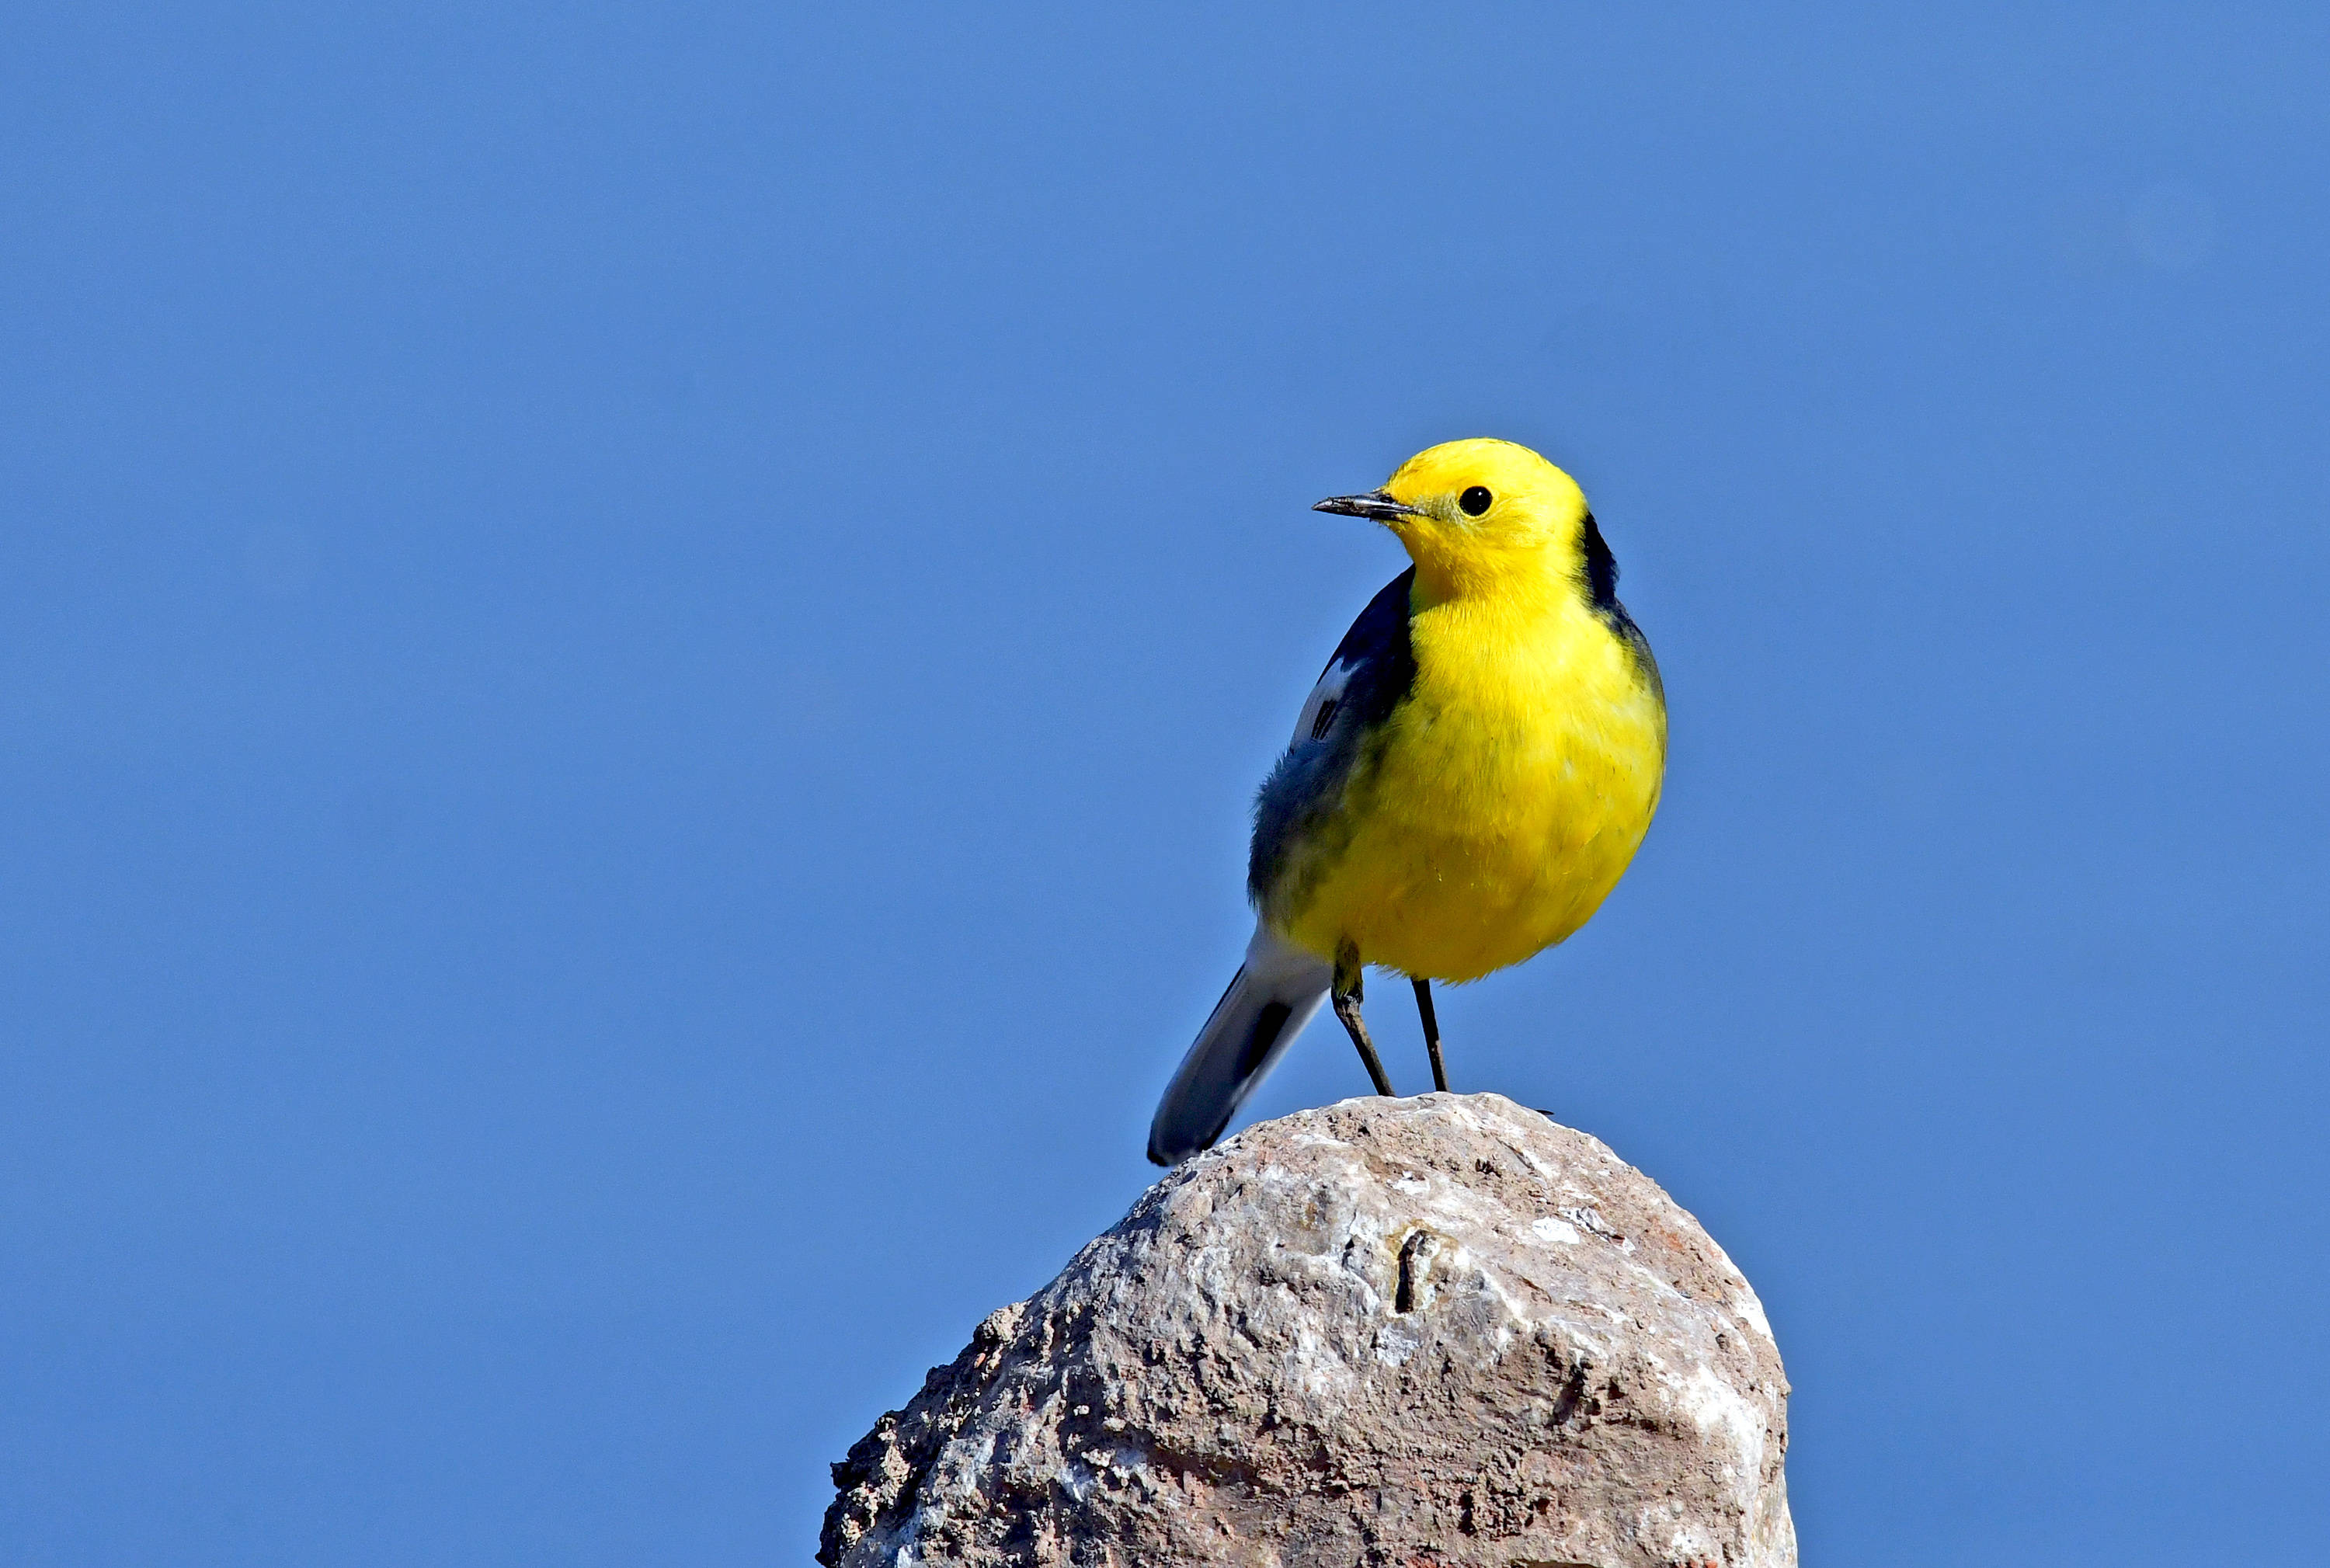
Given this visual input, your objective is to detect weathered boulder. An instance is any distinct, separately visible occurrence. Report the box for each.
[822,1093,1793,1567]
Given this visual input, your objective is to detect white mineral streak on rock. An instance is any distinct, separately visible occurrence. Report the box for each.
[822,1092,1796,1567]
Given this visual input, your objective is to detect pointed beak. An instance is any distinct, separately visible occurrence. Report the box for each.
[1313,488,1421,522]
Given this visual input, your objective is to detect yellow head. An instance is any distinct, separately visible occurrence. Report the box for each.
[1315,438,1592,603]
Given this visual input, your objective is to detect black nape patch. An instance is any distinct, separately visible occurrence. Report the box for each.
[1581,511,1620,613]
[1579,512,1664,700]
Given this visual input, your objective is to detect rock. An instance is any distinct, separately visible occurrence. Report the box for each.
[821,1093,1794,1567]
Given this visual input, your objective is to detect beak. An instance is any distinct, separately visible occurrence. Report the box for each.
[1313,488,1421,522]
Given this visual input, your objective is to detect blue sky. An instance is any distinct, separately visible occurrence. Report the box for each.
[4,5,2326,1563]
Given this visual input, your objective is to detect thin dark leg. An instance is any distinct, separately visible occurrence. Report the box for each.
[1332,944,1395,1097]
[1414,978,1448,1092]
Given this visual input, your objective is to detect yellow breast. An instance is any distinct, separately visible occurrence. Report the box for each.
[1279,591,1666,983]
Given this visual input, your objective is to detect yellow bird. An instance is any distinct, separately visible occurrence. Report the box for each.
[1148,438,1667,1165]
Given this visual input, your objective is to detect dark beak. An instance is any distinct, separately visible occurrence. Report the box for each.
[1313,488,1421,521]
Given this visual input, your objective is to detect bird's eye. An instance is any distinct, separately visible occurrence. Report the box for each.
[1459,485,1492,516]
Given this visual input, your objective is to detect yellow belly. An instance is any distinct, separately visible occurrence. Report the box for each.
[1279,595,1665,983]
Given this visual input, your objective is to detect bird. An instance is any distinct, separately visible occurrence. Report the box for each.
[1147,438,1668,1166]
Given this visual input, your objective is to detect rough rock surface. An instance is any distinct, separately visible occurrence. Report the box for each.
[821,1093,1793,1567]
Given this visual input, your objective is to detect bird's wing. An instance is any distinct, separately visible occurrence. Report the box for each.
[1151,571,1418,1166]
[1247,568,1417,914]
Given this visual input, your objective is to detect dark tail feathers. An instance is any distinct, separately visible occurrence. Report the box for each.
[1147,927,1331,1165]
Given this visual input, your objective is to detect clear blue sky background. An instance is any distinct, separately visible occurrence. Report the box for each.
[5,5,2325,1563]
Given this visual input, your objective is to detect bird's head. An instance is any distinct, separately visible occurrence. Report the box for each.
[1315,438,1593,603]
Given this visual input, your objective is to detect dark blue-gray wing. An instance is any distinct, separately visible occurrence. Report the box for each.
[1247,567,1417,913]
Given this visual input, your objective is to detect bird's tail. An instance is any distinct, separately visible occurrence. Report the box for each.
[1147,926,1331,1166]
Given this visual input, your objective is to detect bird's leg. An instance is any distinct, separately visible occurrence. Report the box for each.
[1332,944,1396,1097]
[1413,978,1449,1093]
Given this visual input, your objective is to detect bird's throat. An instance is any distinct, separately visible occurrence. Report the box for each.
[1400,540,1576,618]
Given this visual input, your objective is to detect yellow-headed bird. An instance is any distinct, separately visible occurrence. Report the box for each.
[1148,439,1667,1165]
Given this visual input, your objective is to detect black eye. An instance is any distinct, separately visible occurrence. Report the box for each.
[1459,485,1492,516]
